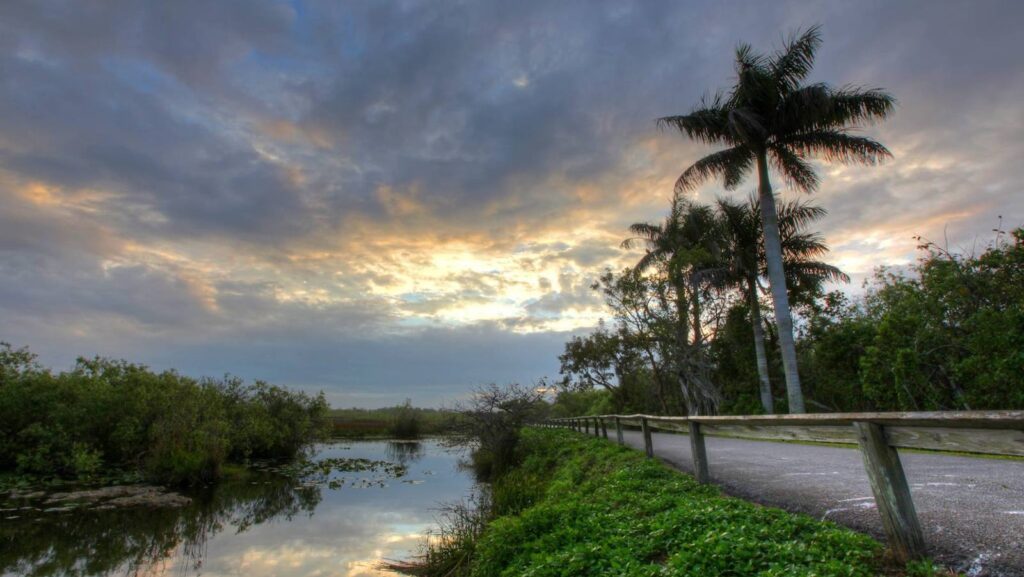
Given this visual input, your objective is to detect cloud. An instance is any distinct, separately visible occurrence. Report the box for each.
[1,0,1022,404]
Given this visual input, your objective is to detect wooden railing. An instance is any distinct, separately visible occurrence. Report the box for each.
[539,411,1024,562]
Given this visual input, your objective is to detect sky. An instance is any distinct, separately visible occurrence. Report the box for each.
[1,0,1022,407]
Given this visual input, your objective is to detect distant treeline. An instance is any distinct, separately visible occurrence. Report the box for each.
[329,402,456,438]
[0,348,330,485]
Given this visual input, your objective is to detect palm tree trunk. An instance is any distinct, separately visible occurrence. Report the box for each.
[747,276,774,414]
[673,276,689,346]
[756,153,805,413]
[691,279,703,346]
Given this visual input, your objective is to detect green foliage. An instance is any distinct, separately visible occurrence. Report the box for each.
[903,560,962,577]
[455,384,549,481]
[800,230,1024,411]
[388,399,423,439]
[797,292,877,412]
[0,346,330,485]
[414,428,880,576]
[576,223,1024,415]
[329,405,454,438]
[549,388,614,418]
[711,303,774,414]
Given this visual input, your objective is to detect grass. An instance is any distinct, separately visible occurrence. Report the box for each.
[328,406,456,438]
[406,428,909,577]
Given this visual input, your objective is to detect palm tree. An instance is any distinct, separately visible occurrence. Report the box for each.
[623,197,720,345]
[659,25,893,412]
[623,196,723,414]
[716,195,848,413]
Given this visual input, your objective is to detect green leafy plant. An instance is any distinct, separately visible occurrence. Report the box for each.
[0,345,330,485]
[405,428,882,576]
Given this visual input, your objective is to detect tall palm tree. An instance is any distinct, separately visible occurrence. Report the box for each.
[716,195,848,413]
[659,26,893,413]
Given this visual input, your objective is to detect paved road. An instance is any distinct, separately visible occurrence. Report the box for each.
[605,429,1024,576]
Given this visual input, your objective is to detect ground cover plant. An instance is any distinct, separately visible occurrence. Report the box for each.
[408,427,883,577]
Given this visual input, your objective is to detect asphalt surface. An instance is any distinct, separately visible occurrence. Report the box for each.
[604,429,1024,576]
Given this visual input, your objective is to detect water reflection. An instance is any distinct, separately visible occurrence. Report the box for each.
[1,471,321,576]
[0,440,475,577]
[385,441,424,467]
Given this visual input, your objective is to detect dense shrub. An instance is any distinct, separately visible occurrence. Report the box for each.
[455,384,548,480]
[799,229,1024,411]
[388,399,423,439]
[0,346,329,485]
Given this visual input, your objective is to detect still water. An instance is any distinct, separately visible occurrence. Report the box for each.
[1,439,475,577]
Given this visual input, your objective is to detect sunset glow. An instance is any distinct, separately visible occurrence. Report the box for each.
[1,1,1022,406]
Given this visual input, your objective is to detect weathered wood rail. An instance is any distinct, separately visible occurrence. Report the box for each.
[539,411,1024,562]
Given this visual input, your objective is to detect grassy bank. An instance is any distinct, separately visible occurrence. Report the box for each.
[413,428,893,577]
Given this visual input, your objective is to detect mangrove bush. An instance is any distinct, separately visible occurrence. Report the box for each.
[0,346,329,485]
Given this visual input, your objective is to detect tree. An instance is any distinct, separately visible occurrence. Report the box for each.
[453,383,549,479]
[659,25,893,412]
[622,197,724,414]
[558,322,632,393]
[591,269,679,412]
[715,196,847,413]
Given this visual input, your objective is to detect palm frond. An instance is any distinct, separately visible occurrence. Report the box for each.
[780,232,830,259]
[776,84,895,133]
[826,85,896,126]
[676,145,753,192]
[727,108,768,144]
[776,199,828,233]
[770,25,822,91]
[691,264,733,289]
[773,83,830,131]
[784,261,850,284]
[657,95,731,145]
[632,250,662,274]
[781,130,892,165]
[769,145,820,192]
[728,41,780,109]
[625,222,664,242]
[734,43,767,72]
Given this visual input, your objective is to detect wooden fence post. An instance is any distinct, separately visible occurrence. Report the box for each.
[615,417,624,445]
[688,421,709,484]
[601,418,608,439]
[641,417,654,458]
[853,421,926,562]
